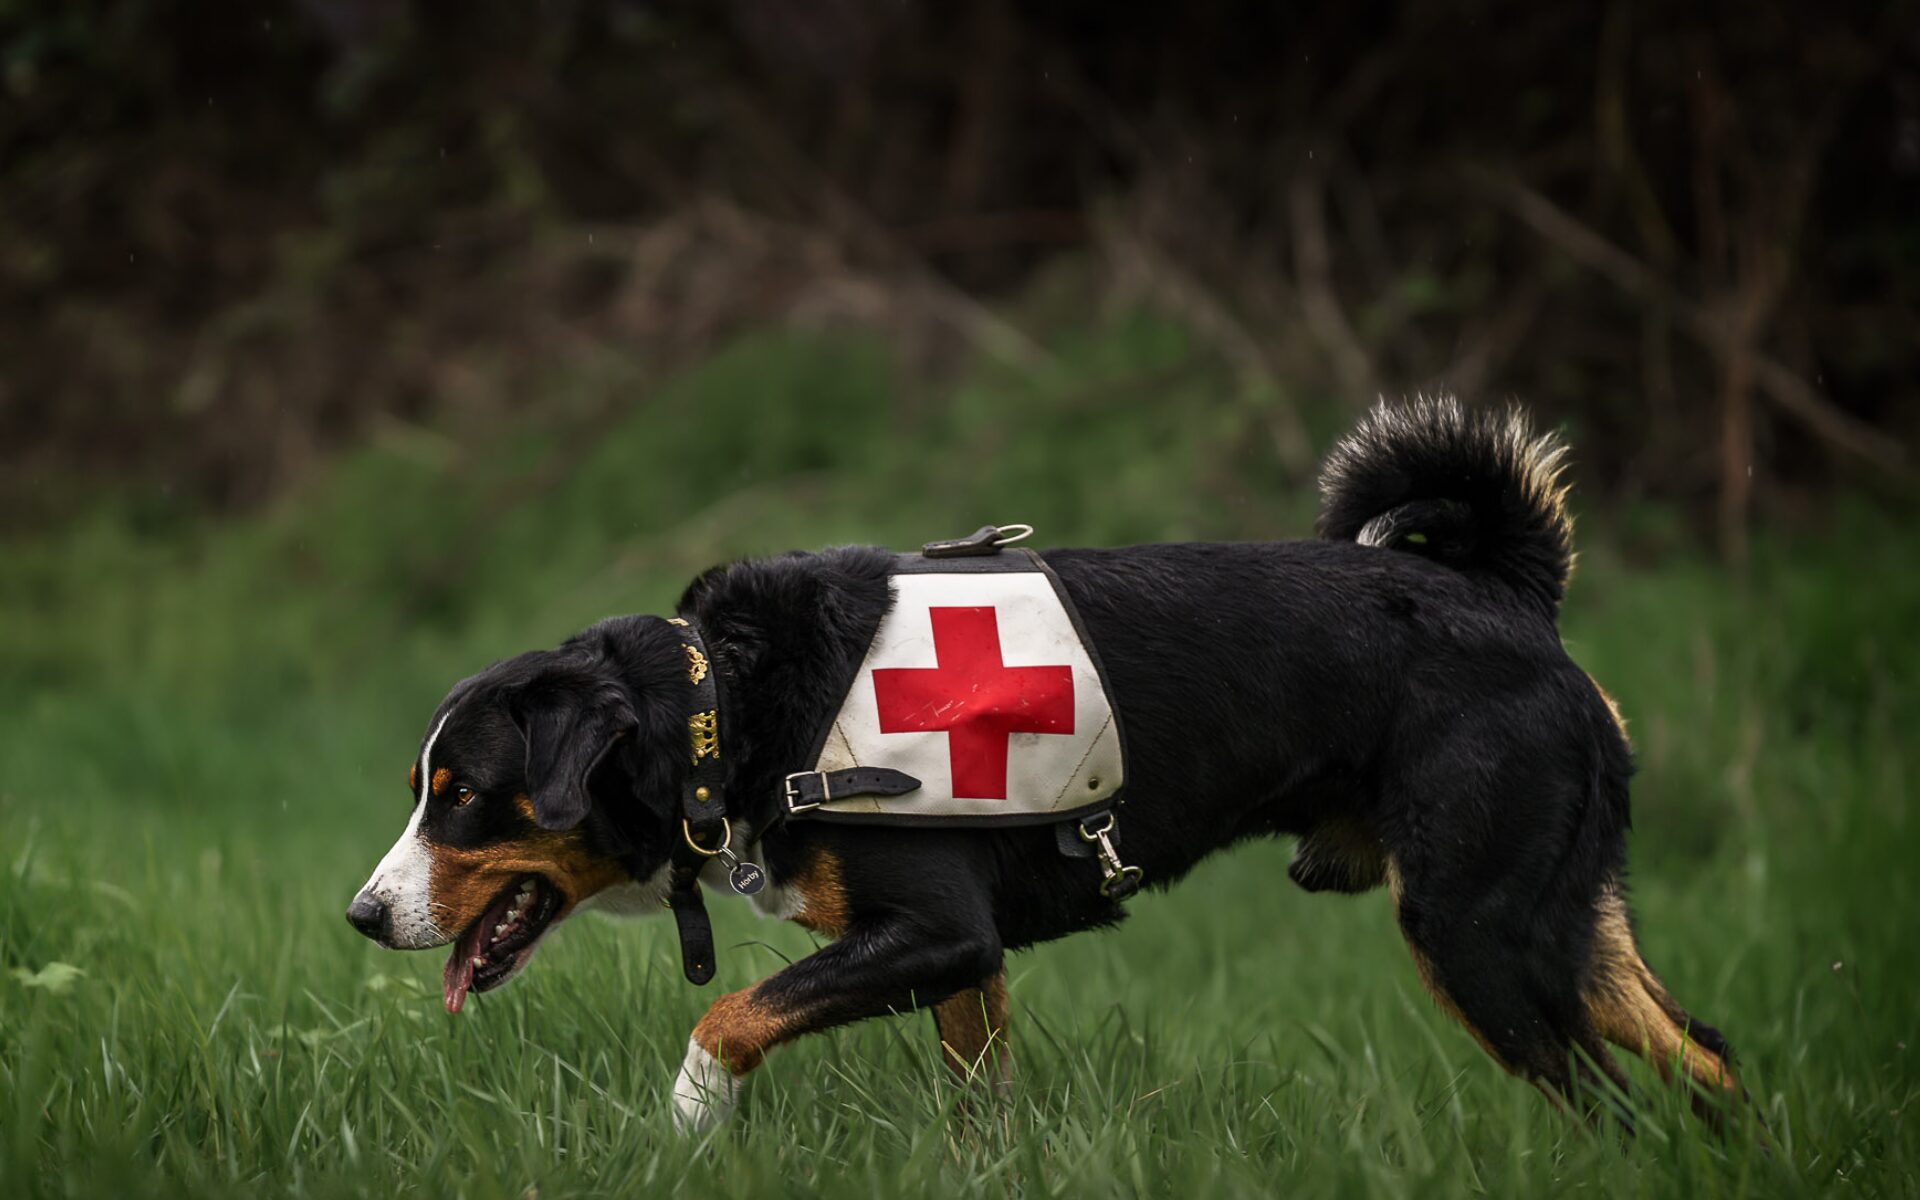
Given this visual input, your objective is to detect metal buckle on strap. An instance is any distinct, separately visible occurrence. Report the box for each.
[783,771,830,814]
[1078,812,1144,900]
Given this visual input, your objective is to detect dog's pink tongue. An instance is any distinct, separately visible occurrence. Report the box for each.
[443,925,484,1014]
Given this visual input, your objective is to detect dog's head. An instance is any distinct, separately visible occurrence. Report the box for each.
[345,616,691,1012]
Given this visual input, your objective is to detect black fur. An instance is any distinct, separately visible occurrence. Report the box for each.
[384,398,1738,1120]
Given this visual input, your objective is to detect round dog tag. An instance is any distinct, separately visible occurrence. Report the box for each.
[728,861,766,895]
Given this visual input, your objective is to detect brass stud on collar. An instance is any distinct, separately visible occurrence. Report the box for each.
[695,786,711,803]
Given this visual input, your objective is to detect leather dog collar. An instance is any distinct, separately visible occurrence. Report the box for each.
[663,615,762,986]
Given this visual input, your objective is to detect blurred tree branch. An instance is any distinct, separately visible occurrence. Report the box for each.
[1476,171,1908,477]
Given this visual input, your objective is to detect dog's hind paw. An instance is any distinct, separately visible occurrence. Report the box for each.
[671,1037,740,1135]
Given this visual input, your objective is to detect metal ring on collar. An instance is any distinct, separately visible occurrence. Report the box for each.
[993,522,1034,546]
[681,817,733,857]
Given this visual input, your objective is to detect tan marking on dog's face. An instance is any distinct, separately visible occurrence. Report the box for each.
[431,767,453,797]
[409,763,419,794]
[782,847,851,936]
[425,815,629,941]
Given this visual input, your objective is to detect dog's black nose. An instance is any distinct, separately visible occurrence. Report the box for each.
[345,892,391,942]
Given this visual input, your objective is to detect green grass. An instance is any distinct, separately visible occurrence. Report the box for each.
[2,322,1916,1197]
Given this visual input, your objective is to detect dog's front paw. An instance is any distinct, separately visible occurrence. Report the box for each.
[671,1037,740,1135]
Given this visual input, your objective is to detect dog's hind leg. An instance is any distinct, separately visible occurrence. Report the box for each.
[931,968,1012,1090]
[1387,858,1635,1128]
[1584,885,1747,1126]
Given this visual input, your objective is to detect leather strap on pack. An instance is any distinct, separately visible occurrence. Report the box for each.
[783,766,921,814]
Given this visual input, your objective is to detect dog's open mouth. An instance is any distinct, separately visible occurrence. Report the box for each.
[441,875,562,1014]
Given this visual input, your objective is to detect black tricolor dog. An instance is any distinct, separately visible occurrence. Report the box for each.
[347,397,1746,1133]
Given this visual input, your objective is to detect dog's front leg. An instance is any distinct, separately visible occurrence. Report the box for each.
[931,968,1011,1089]
[671,918,1002,1134]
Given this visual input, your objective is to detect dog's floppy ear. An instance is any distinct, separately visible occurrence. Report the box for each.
[509,680,637,832]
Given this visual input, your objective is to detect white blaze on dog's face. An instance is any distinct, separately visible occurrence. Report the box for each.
[358,710,456,950]
[347,672,663,1014]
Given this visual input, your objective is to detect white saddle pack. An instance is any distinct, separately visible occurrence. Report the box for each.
[792,549,1126,827]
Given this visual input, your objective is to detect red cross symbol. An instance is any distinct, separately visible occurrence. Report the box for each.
[872,606,1076,799]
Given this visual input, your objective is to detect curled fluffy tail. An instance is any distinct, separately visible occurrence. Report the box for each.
[1318,396,1575,611]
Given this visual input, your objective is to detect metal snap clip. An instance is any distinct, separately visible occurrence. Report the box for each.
[1077,812,1144,901]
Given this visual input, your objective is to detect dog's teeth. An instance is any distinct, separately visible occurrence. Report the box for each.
[472,956,485,968]
[494,923,508,936]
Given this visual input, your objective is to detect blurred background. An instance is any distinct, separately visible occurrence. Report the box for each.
[4,1,1916,536]
[1,4,1917,1194]
[6,0,1917,754]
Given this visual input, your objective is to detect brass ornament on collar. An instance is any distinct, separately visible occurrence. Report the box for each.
[689,710,720,762]
[684,643,709,685]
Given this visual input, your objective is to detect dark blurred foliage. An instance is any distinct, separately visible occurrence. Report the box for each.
[1,1,1914,549]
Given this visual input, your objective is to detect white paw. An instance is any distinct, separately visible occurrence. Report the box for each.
[671,1037,739,1135]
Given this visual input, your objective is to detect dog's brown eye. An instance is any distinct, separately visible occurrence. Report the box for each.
[454,785,476,807]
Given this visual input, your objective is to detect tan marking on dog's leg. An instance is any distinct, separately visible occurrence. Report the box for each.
[692,988,806,1075]
[679,849,857,1081]
[1585,889,1738,1099]
[932,969,1011,1088]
